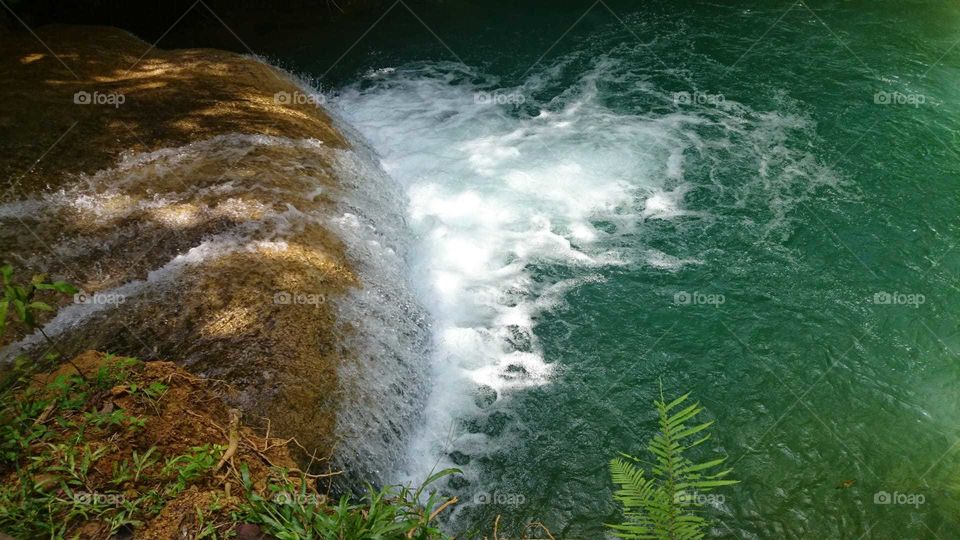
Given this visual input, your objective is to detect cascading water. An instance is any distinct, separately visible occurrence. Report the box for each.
[320,131,433,484]
[330,49,840,527]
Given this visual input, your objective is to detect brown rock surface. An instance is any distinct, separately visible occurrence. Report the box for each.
[0,25,364,465]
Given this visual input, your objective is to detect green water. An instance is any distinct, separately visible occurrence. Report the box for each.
[284,1,960,537]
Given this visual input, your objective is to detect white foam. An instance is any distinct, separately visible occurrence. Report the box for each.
[331,63,687,485]
[642,189,686,220]
[644,249,702,271]
[331,49,837,491]
[316,143,433,486]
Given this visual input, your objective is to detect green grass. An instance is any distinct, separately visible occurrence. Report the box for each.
[235,466,458,540]
[0,361,172,538]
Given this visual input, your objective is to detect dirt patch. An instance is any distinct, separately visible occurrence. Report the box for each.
[1,351,334,539]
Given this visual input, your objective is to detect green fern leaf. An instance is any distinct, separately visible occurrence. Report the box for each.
[609,389,739,540]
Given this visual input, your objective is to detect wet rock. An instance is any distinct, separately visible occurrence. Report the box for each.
[447,474,471,490]
[483,411,511,437]
[449,450,471,466]
[235,524,269,540]
[0,26,359,471]
[504,324,532,352]
[474,385,497,409]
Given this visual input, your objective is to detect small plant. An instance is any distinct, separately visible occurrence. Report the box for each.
[237,465,459,539]
[0,263,80,391]
[162,444,224,497]
[112,458,135,486]
[608,390,738,539]
[0,263,76,338]
[132,446,159,481]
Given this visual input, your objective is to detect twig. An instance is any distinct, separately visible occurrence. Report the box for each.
[524,522,556,540]
[428,496,457,522]
[32,402,56,426]
[185,408,341,480]
[237,432,342,479]
[183,409,226,437]
[163,369,232,389]
[37,327,87,382]
[262,418,271,452]
[215,408,241,471]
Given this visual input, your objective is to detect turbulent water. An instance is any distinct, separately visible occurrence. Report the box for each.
[302,1,960,537]
[331,54,841,487]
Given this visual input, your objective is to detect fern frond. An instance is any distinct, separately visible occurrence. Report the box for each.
[608,389,739,540]
[610,457,657,507]
[607,456,662,538]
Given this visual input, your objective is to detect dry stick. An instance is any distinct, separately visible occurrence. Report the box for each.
[493,514,501,540]
[262,418,271,452]
[215,408,241,471]
[183,409,226,436]
[246,412,335,465]
[397,471,459,539]
[406,497,459,540]
[36,326,87,382]
[429,496,458,522]
[200,407,241,500]
[238,432,342,479]
[182,408,238,490]
[284,435,342,479]
[249,433,293,453]
[184,408,341,481]
[32,402,56,426]
[182,407,240,496]
[524,522,556,540]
